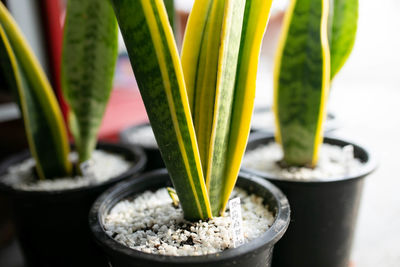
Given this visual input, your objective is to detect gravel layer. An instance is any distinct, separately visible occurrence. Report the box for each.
[242,142,363,181]
[104,188,275,256]
[2,150,132,191]
[126,125,157,148]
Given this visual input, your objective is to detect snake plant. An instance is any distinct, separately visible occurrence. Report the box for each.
[273,0,358,167]
[111,0,272,221]
[0,0,118,179]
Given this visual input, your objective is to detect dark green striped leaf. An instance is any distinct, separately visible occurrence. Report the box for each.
[163,0,175,31]
[274,0,330,167]
[62,0,118,163]
[329,0,358,79]
[111,0,211,221]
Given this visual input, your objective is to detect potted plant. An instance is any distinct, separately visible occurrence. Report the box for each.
[0,1,146,266]
[90,0,290,266]
[242,0,377,266]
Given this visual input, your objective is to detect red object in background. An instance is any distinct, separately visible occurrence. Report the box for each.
[98,88,147,142]
[38,0,69,125]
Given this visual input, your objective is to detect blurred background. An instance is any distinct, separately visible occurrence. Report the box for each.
[0,0,399,266]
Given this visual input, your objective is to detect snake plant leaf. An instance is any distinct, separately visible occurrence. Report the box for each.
[182,0,245,216]
[0,4,71,180]
[220,0,273,214]
[111,0,212,221]
[62,0,118,163]
[163,0,175,31]
[273,0,331,167]
[181,0,226,175]
[329,0,358,79]
[182,0,272,216]
[203,0,246,216]
[167,187,179,207]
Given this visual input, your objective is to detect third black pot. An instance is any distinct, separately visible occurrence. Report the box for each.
[120,122,165,171]
[242,133,377,267]
[89,169,290,267]
[0,142,146,267]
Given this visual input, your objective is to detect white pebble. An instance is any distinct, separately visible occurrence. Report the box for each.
[2,150,132,191]
[242,142,363,181]
[104,187,275,256]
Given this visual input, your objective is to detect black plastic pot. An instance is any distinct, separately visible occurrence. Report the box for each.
[89,169,290,267]
[120,123,165,171]
[242,133,377,267]
[0,142,146,267]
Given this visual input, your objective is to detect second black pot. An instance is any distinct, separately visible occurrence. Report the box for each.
[90,169,290,267]
[120,123,165,171]
[242,134,377,267]
[0,142,146,267]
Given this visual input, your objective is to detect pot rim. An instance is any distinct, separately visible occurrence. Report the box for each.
[119,122,158,150]
[0,142,146,196]
[89,169,290,264]
[242,133,377,185]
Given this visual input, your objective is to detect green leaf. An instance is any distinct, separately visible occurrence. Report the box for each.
[167,187,179,207]
[181,0,225,174]
[329,0,358,79]
[111,0,211,221]
[273,0,331,167]
[0,3,71,179]
[203,0,246,216]
[182,0,272,216]
[163,0,175,31]
[220,0,273,214]
[62,0,118,163]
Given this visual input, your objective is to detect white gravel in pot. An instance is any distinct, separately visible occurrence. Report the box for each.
[104,188,275,256]
[126,125,157,148]
[242,142,363,181]
[1,150,132,191]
